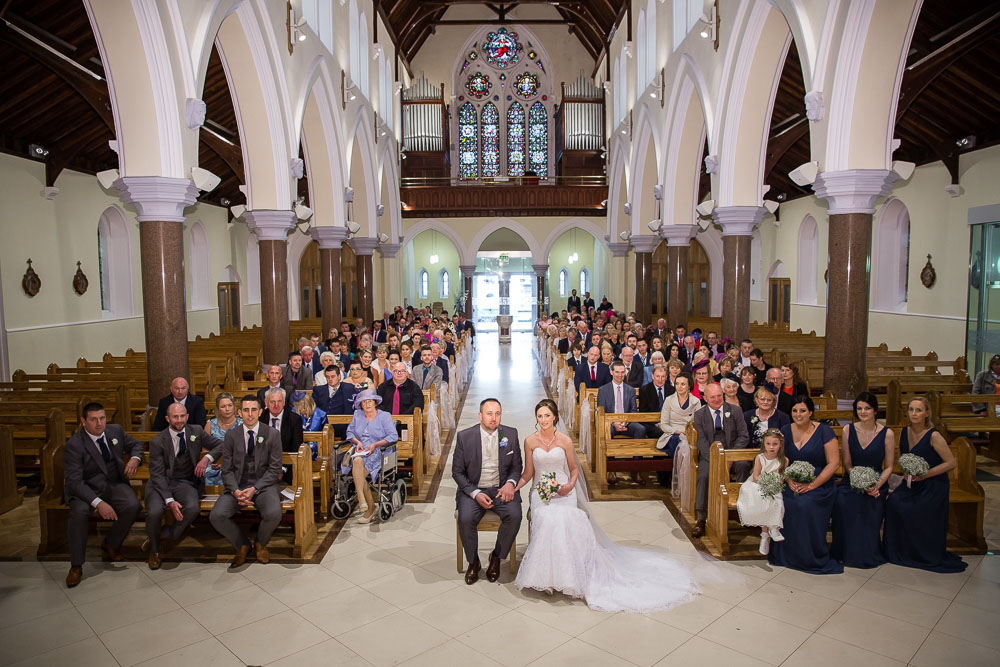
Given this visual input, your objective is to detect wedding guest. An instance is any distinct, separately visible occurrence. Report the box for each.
[377,362,424,415]
[573,345,611,393]
[282,350,313,392]
[206,393,242,485]
[691,385,748,538]
[346,360,371,391]
[314,351,338,386]
[343,389,398,523]
[720,377,743,412]
[690,360,714,401]
[779,363,808,398]
[971,354,1000,415]
[744,385,790,450]
[293,392,326,460]
[765,368,794,417]
[714,356,736,383]
[656,373,700,479]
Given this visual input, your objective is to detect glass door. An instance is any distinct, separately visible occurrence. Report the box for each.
[967,221,1000,376]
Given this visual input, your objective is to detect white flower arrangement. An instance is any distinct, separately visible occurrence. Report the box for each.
[848,466,880,494]
[535,471,560,503]
[898,453,929,488]
[757,471,782,499]
[783,460,816,495]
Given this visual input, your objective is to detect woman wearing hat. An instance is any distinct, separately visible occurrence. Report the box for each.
[342,388,398,523]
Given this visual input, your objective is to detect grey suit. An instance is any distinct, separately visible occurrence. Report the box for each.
[209,423,284,549]
[412,363,443,390]
[63,425,143,566]
[693,403,750,521]
[145,425,223,552]
[596,381,646,439]
[452,424,523,564]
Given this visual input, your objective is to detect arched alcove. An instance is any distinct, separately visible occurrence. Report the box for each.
[188,221,212,309]
[97,205,135,318]
[873,198,910,311]
[245,234,261,304]
[796,215,818,304]
[402,229,462,308]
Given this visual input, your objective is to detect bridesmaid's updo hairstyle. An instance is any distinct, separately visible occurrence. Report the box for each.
[852,392,879,421]
[791,394,815,415]
[535,399,560,426]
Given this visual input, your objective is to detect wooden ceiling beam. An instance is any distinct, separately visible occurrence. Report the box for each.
[200,128,244,181]
[763,119,809,182]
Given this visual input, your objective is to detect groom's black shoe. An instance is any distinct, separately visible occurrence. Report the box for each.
[691,520,706,538]
[486,553,502,582]
[465,558,481,585]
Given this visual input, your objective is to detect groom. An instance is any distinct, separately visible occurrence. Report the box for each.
[453,398,523,584]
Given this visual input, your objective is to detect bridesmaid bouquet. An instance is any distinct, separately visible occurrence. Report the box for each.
[535,471,561,503]
[757,471,782,499]
[783,460,816,495]
[849,466,880,494]
[898,453,929,488]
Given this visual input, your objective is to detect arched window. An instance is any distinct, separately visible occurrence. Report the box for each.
[348,1,360,88]
[796,216,818,304]
[873,198,910,310]
[613,56,622,123]
[645,0,657,85]
[458,102,478,179]
[189,221,212,309]
[358,14,370,98]
[507,102,525,176]
[636,9,646,91]
[378,54,393,131]
[481,102,500,177]
[419,269,429,299]
[673,0,704,50]
[439,269,450,298]
[246,234,261,304]
[527,102,548,178]
[558,268,568,297]
[97,206,134,317]
[579,268,589,295]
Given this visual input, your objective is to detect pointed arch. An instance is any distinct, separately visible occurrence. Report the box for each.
[630,107,659,234]
[796,215,819,304]
[97,205,135,317]
[872,198,910,311]
[188,221,212,309]
[346,107,378,236]
[400,219,473,266]
[468,218,542,261]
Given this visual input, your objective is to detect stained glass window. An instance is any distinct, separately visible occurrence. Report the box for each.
[483,27,522,68]
[465,72,491,99]
[506,102,525,177]
[513,73,539,98]
[528,101,547,178]
[481,103,499,177]
[458,102,478,179]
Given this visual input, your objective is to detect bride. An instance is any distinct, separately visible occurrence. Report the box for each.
[513,398,700,613]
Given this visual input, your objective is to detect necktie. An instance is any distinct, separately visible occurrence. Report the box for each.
[590,365,596,382]
[657,387,664,408]
[615,384,623,413]
[272,417,278,429]
[714,409,723,430]
[97,436,111,462]
[177,432,186,456]
[247,430,255,457]
[392,386,401,414]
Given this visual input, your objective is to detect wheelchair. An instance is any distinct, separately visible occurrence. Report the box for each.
[329,439,407,522]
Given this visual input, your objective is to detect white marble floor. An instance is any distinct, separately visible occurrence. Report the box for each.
[2,333,998,667]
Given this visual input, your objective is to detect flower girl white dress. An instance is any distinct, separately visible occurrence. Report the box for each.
[736,454,784,528]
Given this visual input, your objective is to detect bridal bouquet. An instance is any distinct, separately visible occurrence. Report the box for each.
[783,460,816,495]
[898,453,929,488]
[757,471,782,499]
[535,471,561,503]
[849,466,880,494]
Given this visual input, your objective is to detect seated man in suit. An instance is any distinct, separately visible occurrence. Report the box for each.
[597,361,646,439]
[638,365,670,439]
[764,367,794,417]
[144,402,223,569]
[301,346,322,376]
[314,365,357,439]
[677,336,699,366]
[573,345,611,394]
[412,347,443,390]
[209,395,284,567]
[152,377,207,431]
[635,338,652,368]
[557,328,578,355]
[620,346,645,388]
[263,388,303,484]
[431,341,450,384]
[257,364,285,408]
[370,320,388,344]
[328,338,352,369]
[691,384,749,538]
[282,350,313,393]
[377,362,424,415]
[64,402,144,587]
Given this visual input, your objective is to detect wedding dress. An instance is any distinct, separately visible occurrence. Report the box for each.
[515,446,700,613]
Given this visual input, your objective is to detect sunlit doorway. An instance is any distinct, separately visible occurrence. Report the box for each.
[474,273,535,332]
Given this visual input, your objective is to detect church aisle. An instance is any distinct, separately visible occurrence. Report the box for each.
[0,333,995,666]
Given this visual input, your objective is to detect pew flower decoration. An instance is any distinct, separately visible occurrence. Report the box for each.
[535,471,561,503]
[783,460,816,495]
[898,453,929,488]
[757,471,782,499]
[849,466,880,494]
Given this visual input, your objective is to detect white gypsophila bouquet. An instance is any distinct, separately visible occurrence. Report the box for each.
[757,471,782,499]
[849,466,880,494]
[898,453,929,488]
[535,471,561,503]
[783,460,816,495]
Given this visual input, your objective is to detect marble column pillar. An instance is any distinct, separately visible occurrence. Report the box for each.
[813,169,897,399]
[350,237,379,324]
[532,264,548,318]
[246,211,296,367]
[310,226,350,336]
[630,235,660,326]
[460,265,475,320]
[660,225,699,327]
[712,207,766,343]
[115,177,198,402]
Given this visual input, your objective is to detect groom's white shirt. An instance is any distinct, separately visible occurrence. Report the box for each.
[469,425,518,500]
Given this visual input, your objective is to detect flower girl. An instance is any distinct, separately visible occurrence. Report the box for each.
[736,428,787,554]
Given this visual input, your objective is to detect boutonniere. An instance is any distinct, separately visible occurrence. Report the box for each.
[499,436,510,448]
[750,416,760,426]
[189,435,197,442]
[111,438,119,446]
[256,436,264,444]
[724,412,731,419]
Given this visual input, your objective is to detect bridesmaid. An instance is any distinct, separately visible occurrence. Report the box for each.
[830,392,893,568]
[883,397,967,573]
[770,395,843,574]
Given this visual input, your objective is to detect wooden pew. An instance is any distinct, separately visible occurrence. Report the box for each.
[303,426,332,520]
[0,426,26,514]
[594,408,671,491]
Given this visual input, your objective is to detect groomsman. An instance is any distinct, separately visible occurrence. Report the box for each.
[691,385,749,538]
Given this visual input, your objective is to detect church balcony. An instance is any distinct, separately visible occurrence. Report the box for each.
[399,175,608,218]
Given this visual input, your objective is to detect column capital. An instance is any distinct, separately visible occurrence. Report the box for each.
[460,264,477,278]
[812,169,897,215]
[309,225,350,249]
[377,243,401,259]
[115,176,198,222]
[659,224,699,246]
[712,206,766,236]
[532,263,549,276]
[245,210,296,241]
[349,236,380,255]
[607,242,631,257]
[630,234,661,254]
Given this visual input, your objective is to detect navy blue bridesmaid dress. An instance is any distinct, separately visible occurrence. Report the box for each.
[830,425,887,568]
[769,422,843,574]
[884,428,967,573]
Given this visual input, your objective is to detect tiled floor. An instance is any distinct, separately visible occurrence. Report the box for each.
[2,333,997,667]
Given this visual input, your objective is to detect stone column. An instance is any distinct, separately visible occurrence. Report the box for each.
[607,242,630,314]
[310,226,350,335]
[460,265,475,320]
[115,177,198,402]
[245,210,296,367]
[377,243,401,315]
[630,235,660,326]
[349,237,379,324]
[813,169,897,400]
[660,225,699,326]
[532,264,548,318]
[712,207,766,343]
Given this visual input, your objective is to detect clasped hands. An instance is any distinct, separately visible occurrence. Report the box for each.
[787,480,814,494]
[234,486,257,506]
[477,481,516,508]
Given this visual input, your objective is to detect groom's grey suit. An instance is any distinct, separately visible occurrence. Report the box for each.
[453,424,523,564]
